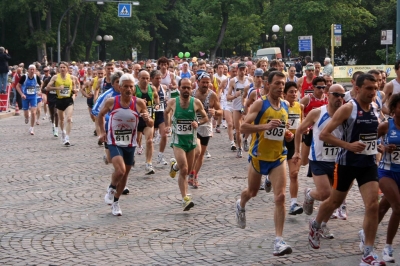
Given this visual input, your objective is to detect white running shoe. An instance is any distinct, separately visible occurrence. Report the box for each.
[359,229,365,253]
[154,134,161,145]
[320,225,334,239]
[308,219,321,249]
[205,150,211,158]
[303,188,314,215]
[235,199,246,229]
[61,131,66,143]
[104,187,116,205]
[111,201,122,216]
[64,135,70,147]
[145,163,155,175]
[382,246,395,263]
[157,153,168,165]
[273,239,292,256]
[360,252,386,266]
[330,209,338,219]
[29,127,34,135]
[337,203,347,220]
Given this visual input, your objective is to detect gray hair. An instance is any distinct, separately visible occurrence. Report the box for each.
[0,47,4,53]
[119,73,135,86]
[28,64,36,69]
[324,57,331,63]
[229,63,238,71]
[111,71,123,85]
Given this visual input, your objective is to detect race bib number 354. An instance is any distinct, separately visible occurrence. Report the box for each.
[176,119,193,135]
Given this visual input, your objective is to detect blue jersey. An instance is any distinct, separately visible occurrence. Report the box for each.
[379,119,400,172]
[336,99,379,167]
[22,74,40,99]
[92,88,120,129]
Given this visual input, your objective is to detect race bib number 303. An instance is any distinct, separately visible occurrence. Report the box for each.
[176,119,193,135]
[264,120,285,141]
[358,133,378,155]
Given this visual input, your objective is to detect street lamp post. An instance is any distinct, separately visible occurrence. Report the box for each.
[96,35,113,61]
[272,24,293,60]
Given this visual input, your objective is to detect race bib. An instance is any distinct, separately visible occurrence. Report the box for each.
[157,101,165,112]
[60,86,70,97]
[264,121,285,141]
[358,133,378,155]
[114,129,132,146]
[236,88,244,96]
[79,77,84,81]
[147,105,153,117]
[288,114,300,130]
[176,119,193,135]
[322,142,339,161]
[26,86,35,95]
[391,146,400,164]
[49,90,57,94]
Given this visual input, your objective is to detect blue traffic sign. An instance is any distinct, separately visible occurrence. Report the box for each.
[334,24,342,35]
[299,40,311,51]
[118,3,131,18]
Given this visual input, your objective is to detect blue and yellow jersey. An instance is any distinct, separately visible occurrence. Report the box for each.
[249,95,289,162]
[288,101,301,134]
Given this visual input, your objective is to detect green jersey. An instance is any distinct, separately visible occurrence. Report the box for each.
[171,96,197,152]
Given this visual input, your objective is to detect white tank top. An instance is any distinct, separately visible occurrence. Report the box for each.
[233,76,250,110]
[161,71,171,86]
[392,79,400,95]
[309,105,342,162]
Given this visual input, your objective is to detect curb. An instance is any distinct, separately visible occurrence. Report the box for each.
[0,110,16,119]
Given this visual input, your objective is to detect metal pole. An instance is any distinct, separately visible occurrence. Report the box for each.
[386,44,389,65]
[397,0,400,60]
[57,6,73,63]
[311,36,313,62]
[331,24,335,68]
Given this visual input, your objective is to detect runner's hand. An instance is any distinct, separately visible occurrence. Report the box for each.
[191,121,199,129]
[348,141,366,153]
[384,144,396,153]
[292,152,301,163]
[265,119,281,131]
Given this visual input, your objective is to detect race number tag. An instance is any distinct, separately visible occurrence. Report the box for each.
[60,86,70,97]
[176,119,193,135]
[288,114,300,130]
[264,121,285,141]
[147,106,153,117]
[49,90,57,94]
[157,101,165,111]
[391,146,400,164]
[26,86,35,95]
[36,85,41,95]
[322,142,339,161]
[358,133,378,155]
[114,129,132,146]
[236,88,244,96]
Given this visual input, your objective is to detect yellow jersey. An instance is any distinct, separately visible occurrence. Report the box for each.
[55,74,73,99]
[92,76,98,91]
[288,101,301,134]
[249,95,289,161]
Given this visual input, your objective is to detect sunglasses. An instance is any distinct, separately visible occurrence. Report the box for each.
[315,85,326,89]
[329,92,345,98]
[146,67,151,69]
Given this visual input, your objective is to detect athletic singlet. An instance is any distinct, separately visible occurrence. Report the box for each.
[107,95,139,147]
[336,99,379,167]
[156,84,166,112]
[78,69,85,82]
[379,119,400,171]
[304,94,328,117]
[92,76,98,91]
[193,89,213,137]
[22,74,39,98]
[161,71,171,86]
[375,90,383,113]
[135,85,154,118]
[101,77,112,94]
[288,101,301,134]
[179,70,191,79]
[55,74,73,99]
[171,97,197,146]
[391,79,400,95]
[301,77,315,98]
[212,76,219,94]
[344,90,353,103]
[249,96,289,162]
[247,85,263,100]
[286,76,298,83]
[233,76,250,110]
[309,105,341,162]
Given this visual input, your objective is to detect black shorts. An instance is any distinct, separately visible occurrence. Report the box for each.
[56,97,74,111]
[108,145,135,166]
[333,164,378,192]
[285,137,295,160]
[154,112,164,128]
[87,97,94,109]
[302,130,313,147]
[309,160,335,179]
[48,99,57,109]
[197,133,210,146]
[137,118,147,133]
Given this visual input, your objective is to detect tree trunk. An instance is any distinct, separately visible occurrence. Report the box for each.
[85,10,101,61]
[64,9,81,61]
[149,24,157,59]
[210,10,228,62]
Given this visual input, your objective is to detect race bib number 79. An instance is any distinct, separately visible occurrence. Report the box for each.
[358,133,378,155]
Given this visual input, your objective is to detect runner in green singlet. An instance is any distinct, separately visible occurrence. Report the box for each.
[164,78,208,211]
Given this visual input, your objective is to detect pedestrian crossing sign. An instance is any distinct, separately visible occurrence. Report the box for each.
[118,3,131,18]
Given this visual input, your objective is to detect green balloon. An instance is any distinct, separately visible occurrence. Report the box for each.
[178,52,183,58]
[185,52,190,58]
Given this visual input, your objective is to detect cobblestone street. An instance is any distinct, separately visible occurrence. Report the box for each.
[0,96,398,265]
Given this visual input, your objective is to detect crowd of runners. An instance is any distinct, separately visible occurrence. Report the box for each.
[8,55,400,265]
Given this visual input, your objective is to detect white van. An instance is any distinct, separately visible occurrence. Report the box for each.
[255,47,282,61]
